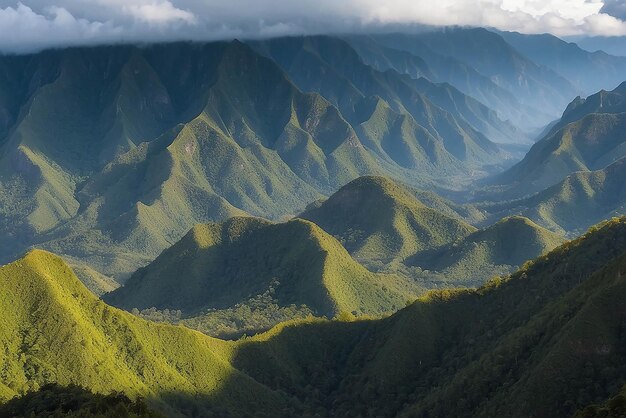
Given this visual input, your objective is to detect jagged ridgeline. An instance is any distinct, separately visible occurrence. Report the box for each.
[0,38,513,283]
[483,82,626,200]
[1,218,625,417]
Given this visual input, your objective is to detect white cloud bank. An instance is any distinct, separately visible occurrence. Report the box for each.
[0,0,625,52]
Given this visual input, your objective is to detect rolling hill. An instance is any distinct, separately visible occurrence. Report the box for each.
[298,176,563,285]
[0,249,294,416]
[409,216,565,283]
[104,216,419,321]
[482,157,626,236]
[1,218,625,417]
[299,176,477,266]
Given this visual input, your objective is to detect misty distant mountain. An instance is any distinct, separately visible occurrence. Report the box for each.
[366,29,578,129]
[576,35,626,57]
[483,82,626,199]
[498,31,626,94]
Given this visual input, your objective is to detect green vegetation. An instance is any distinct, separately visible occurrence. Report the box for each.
[231,217,626,417]
[482,157,626,236]
[0,384,162,417]
[132,283,315,340]
[409,216,565,284]
[0,249,293,416]
[299,176,477,265]
[299,176,563,287]
[0,38,510,283]
[487,82,626,199]
[2,217,626,416]
[105,216,420,330]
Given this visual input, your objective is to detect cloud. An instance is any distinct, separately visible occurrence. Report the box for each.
[0,0,625,53]
[121,1,196,25]
[601,0,626,20]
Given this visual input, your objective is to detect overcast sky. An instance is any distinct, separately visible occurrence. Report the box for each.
[0,0,625,53]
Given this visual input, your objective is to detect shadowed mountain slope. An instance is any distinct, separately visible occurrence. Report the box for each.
[1,219,626,417]
[104,217,418,318]
[409,216,565,282]
[230,217,626,417]
[0,40,511,283]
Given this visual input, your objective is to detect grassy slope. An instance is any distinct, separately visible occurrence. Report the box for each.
[483,157,626,236]
[1,218,626,417]
[410,216,565,282]
[492,112,626,197]
[0,250,292,416]
[487,82,626,199]
[299,176,477,266]
[105,216,418,318]
[231,217,626,417]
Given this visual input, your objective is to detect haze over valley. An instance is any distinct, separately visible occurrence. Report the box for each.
[0,1,626,417]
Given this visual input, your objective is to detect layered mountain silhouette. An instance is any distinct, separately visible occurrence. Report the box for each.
[0,39,512,281]
[104,217,418,319]
[359,30,578,130]
[1,218,625,417]
[485,82,626,199]
[498,31,626,95]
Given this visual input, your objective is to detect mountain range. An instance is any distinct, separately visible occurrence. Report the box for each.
[0,38,519,283]
[1,29,625,285]
[483,82,626,200]
[1,26,626,418]
[1,217,625,417]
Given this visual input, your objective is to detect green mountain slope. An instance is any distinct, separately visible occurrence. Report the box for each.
[483,82,626,200]
[483,157,626,235]
[299,176,477,266]
[105,217,418,320]
[230,217,626,417]
[0,40,511,283]
[0,250,293,416]
[488,104,626,198]
[2,219,626,417]
[409,216,565,282]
